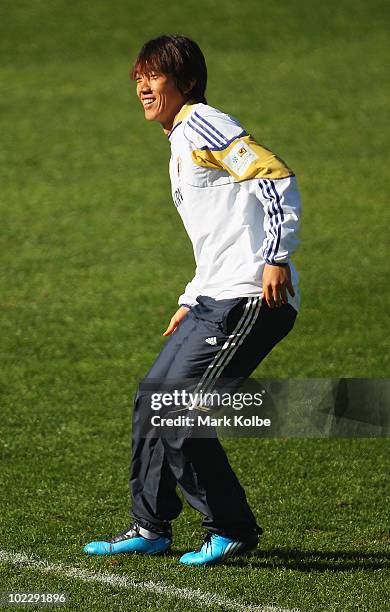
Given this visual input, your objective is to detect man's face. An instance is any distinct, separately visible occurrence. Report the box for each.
[136,72,187,132]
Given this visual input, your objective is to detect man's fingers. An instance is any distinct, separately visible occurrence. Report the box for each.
[163,325,176,337]
[163,318,178,337]
[262,264,295,308]
[162,307,190,337]
[272,285,281,307]
[264,286,275,309]
[280,284,288,305]
[287,279,295,297]
[266,283,289,308]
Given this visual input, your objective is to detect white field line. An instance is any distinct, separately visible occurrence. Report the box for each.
[0,549,300,612]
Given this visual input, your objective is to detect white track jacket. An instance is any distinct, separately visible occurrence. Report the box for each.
[167,102,301,312]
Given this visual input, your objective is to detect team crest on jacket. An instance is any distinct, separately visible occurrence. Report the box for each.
[173,187,183,209]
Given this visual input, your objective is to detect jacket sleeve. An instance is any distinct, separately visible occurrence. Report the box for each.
[256,176,301,265]
[187,107,301,265]
[178,270,202,307]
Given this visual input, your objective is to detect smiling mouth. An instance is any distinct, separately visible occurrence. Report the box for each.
[142,98,156,109]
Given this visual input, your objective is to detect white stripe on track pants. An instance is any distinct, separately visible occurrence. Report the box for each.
[130,296,297,541]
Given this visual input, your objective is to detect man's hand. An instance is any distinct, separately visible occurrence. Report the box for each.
[163,306,190,336]
[262,263,295,308]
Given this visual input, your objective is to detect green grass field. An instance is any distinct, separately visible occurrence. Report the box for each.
[1,1,389,610]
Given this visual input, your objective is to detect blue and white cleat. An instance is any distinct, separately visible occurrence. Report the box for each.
[83,522,171,556]
[179,532,258,566]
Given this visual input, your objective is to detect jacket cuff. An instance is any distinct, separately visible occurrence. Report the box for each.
[264,260,289,266]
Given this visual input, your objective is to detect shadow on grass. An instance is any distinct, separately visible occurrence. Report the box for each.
[161,547,390,571]
[105,548,390,571]
[221,548,390,571]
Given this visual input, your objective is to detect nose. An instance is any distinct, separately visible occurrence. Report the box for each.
[137,75,151,93]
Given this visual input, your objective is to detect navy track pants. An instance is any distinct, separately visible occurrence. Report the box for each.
[130,295,297,540]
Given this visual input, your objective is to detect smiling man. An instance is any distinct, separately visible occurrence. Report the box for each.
[84,35,301,566]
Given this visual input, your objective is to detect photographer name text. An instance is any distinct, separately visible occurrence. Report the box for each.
[150,415,271,428]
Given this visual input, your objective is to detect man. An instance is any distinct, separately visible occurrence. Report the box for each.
[84,35,301,566]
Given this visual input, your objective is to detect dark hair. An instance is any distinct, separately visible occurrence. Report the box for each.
[130,35,207,104]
